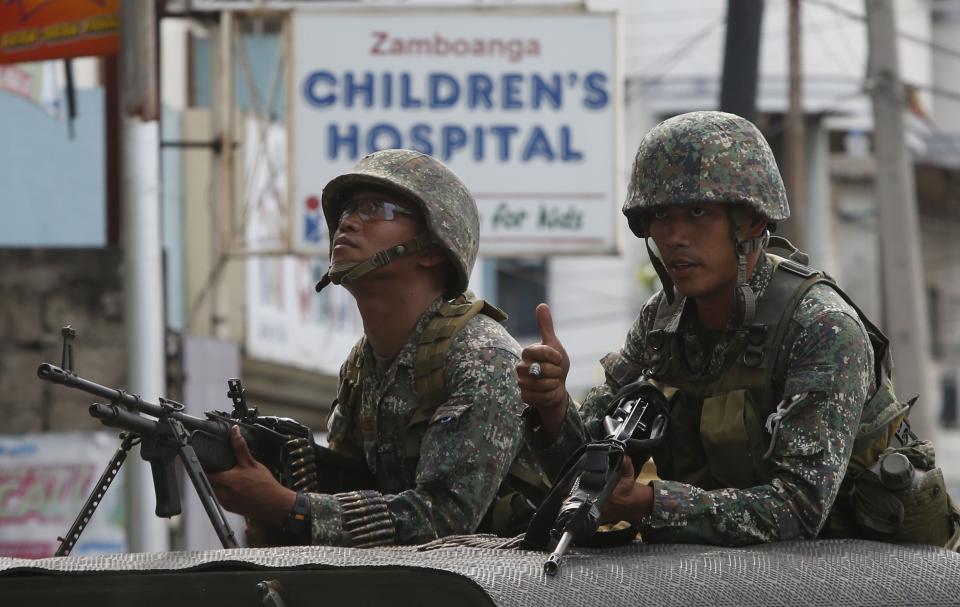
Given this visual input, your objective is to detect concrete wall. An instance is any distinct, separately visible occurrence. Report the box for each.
[0,249,125,432]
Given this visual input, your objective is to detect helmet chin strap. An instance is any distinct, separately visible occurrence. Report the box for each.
[315,232,434,293]
[646,238,677,305]
[730,207,770,327]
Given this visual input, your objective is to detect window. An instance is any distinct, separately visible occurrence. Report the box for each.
[494,258,547,339]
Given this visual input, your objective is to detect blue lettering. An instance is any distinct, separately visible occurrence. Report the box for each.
[441,125,468,160]
[400,74,423,108]
[560,126,583,161]
[430,73,460,109]
[303,71,336,107]
[532,74,563,110]
[502,73,524,110]
[382,73,393,109]
[344,72,375,108]
[411,123,434,155]
[489,125,519,161]
[328,124,359,160]
[367,123,403,152]
[583,72,609,109]
[522,126,555,162]
[473,126,485,160]
[467,73,494,109]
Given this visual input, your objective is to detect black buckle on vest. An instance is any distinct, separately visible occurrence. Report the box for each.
[742,324,767,367]
[646,330,665,352]
[778,259,817,279]
[747,323,767,345]
[742,345,763,368]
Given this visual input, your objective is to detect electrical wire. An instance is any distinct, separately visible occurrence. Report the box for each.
[804,0,960,61]
[633,16,726,87]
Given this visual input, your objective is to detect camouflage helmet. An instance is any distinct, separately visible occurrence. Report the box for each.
[623,111,790,237]
[321,149,479,296]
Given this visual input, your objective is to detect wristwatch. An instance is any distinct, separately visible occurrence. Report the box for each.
[281,492,310,542]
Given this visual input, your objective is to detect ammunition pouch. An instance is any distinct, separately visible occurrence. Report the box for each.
[849,437,960,549]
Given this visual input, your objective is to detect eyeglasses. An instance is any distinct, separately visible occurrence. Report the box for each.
[338,198,415,224]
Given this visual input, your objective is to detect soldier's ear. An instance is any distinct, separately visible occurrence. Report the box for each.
[416,247,448,269]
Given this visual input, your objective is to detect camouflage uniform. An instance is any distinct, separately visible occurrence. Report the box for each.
[528,252,876,544]
[305,149,541,547]
[311,297,527,546]
[525,112,887,545]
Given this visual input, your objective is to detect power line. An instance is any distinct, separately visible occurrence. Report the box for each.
[804,0,960,61]
[633,16,726,86]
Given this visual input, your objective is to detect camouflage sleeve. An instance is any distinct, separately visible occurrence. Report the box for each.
[382,344,525,544]
[641,286,874,545]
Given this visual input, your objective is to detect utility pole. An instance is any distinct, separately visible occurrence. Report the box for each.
[866,0,934,439]
[719,0,764,122]
[119,1,170,552]
[785,0,807,251]
[211,10,235,340]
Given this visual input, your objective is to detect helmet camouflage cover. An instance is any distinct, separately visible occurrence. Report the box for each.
[623,111,790,237]
[321,149,479,297]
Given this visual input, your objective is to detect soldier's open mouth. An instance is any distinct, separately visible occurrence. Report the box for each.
[667,261,699,277]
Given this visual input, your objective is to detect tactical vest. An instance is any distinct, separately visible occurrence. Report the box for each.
[644,253,958,546]
[335,295,550,537]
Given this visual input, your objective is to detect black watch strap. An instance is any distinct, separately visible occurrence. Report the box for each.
[281,492,310,541]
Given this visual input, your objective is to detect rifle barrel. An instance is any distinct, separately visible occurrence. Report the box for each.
[38,363,166,417]
[544,531,575,576]
[39,363,228,437]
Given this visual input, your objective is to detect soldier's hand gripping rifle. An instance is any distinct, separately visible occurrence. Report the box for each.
[38,327,370,556]
[522,378,669,576]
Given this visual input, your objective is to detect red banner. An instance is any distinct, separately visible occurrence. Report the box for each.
[0,0,119,65]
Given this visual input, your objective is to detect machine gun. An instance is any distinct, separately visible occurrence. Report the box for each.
[522,378,669,576]
[38,327,367,556]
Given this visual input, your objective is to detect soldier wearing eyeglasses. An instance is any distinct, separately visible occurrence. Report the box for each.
[209,149,547,547]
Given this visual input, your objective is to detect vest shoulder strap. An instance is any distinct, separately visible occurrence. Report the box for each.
[344,337,366,386]
[327,336,368,450]
[761,254,833,377]
[410,296,507,429]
